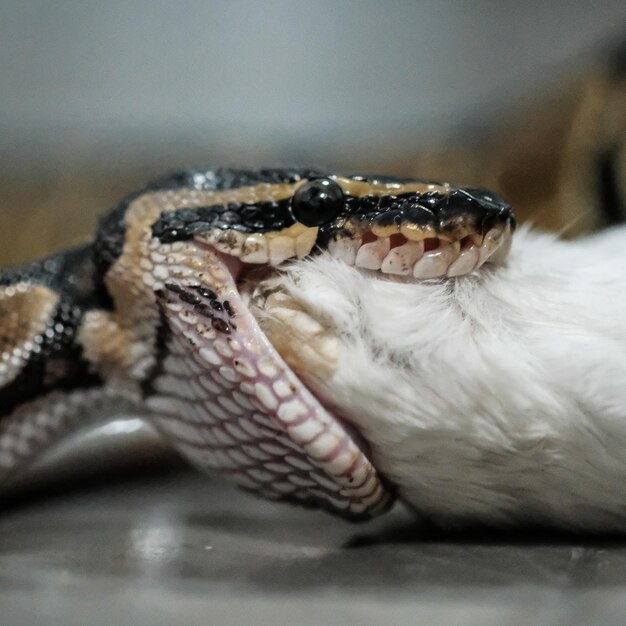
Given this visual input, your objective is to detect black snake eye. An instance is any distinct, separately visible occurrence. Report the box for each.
[291,178,345,226]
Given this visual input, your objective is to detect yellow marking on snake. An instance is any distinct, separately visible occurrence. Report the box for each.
[0,284,59,387]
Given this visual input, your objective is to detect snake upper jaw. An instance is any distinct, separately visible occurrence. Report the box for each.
[326,219,514,280]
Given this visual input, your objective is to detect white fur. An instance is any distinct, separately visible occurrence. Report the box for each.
[273,226,626,530]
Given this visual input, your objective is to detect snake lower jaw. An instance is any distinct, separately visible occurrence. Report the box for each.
[224,222,515,514]
[148,241,393,519]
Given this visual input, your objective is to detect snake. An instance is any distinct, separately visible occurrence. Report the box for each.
[0,168,515,519]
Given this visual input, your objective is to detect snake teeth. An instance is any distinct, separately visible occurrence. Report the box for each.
[241,234,270,263]
[210,230,246,256]
[269,236,296,265]
[413,241,461,278]
[482,223,512,265]
[330,223,513,279]
[355,238,391,270]
[327,237,359,264]
[381,241,424,275]
[447,245,480,277]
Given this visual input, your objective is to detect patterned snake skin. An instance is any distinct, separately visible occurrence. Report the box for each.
[0,168,515,519]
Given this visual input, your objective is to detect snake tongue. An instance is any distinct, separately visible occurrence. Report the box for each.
[147,240,393,519]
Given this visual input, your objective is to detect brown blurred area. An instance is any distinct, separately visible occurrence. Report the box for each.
[413,52,626,238]
[0,173,132,267]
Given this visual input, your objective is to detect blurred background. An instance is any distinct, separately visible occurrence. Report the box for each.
[1,1,624,266]
[1,4,626,624]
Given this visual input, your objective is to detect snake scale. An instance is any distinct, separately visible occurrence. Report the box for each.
[0,168,515,519]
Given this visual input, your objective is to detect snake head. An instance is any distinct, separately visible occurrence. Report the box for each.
[152,172,514,280]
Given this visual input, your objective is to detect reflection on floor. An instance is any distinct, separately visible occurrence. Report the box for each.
[2,469,626,625]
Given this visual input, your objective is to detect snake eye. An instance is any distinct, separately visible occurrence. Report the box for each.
[291,178,345,226]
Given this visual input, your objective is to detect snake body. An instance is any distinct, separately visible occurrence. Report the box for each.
[0,168,514,519]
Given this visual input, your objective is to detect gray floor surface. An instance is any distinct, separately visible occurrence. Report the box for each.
[2,462,626,626]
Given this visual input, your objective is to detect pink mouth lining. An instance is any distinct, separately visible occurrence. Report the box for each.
[145,240,393,519]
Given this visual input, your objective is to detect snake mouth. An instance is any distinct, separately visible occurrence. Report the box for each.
[149,216,515,519]
[144,176,515,519]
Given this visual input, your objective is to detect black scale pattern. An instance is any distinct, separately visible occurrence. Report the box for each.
[0,244,100,308]
[349,189,512,230]
[0,245,104,417]
[0,298,102,417]
[94,167,325,272]
[144,170,513,245]
[151,199,295,242]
